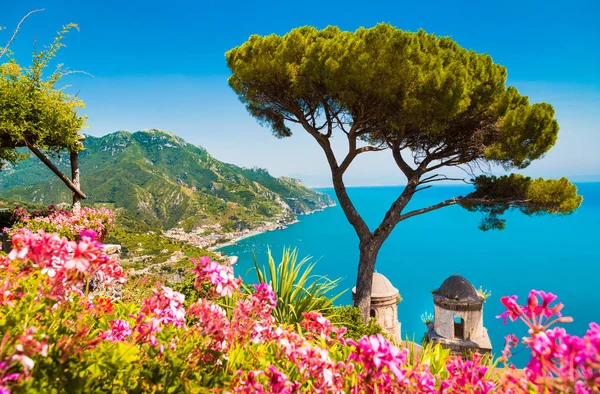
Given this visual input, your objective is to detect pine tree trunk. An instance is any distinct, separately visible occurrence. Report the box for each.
[353,240,382,324]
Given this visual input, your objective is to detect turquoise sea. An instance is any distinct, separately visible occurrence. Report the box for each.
[221,183,600,365]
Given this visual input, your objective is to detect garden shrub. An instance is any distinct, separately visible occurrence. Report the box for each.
[8,205,114,241]
[328,305,383,341]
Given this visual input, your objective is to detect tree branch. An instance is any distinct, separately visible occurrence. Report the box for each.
[297,116,371,239]
[391,145,415,178]
[415,185,432,193]
[0,9,45,60]
[321,100,334,138]
[399,196,522,222]
[25,141,87,199]
[372,176,420,241]
[338,144,386,174]
[418,174,468,185]
[421,156,464,173]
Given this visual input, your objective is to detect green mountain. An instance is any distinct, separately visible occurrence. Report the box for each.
[0,129,334,231]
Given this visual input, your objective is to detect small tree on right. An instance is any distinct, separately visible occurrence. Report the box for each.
[226,25,584,322]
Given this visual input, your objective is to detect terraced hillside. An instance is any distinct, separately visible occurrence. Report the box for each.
[0,129,334,231]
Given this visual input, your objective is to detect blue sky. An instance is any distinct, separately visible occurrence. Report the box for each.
[3,0,599,186]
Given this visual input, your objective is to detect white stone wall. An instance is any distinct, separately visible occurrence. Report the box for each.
[433,304,454,338]
[373,297,401,342]
[433,305,485,340]
[464,309,484,339]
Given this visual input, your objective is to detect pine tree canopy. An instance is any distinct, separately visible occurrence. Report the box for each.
[226,24,582,229]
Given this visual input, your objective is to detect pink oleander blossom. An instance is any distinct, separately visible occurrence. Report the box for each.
[100,319,132,342]
[498,334,519,363]
[301,311,346,345]
[188,299,230,351]
[140,286,186,328]
[5,229,125,302]
[239,324,350,392]
[9,207,114,241]
[498,289,599,392]
[347,334,413,391]
[496,295,523,324]
[191,256,241,298]
[441,353,495,393]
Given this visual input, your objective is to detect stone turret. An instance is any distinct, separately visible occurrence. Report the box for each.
[353,272,401,341]
[427,274,492,354]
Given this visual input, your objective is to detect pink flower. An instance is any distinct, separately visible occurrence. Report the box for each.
[499,334,519,363]
[100,319,132,342]
[264,365,298,394]
[4,229,125,301]
[496,295,523,323]
[10,355,34,372]
[79,229,97,241]
[301,311,346,344]
[192,256,241,298]
[525,290,564,321]
[140,286,186,328]
[188,299,229,351]
[252,283,277,308]
[498,290,599,392]
[441,354,495,393]
[347,334,407,381]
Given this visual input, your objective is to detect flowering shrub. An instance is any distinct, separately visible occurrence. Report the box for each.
[0,229,598,393]
[496,290,600,392]
[0,229,125,392]
[8,206,114,241]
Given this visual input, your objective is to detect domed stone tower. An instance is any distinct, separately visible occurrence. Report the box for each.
[352,272,401,341]
[427,274,492,354]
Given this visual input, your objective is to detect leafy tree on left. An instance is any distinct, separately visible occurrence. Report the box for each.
[0,10,87,206]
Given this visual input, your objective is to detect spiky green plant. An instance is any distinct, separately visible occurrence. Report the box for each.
[253,247,345,325]
[417,342,452,378]
[421,311,434,325]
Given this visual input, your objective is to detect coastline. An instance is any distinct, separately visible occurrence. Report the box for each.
[163,201,336,259]
[209,226,273,251]
[211,202,336,252]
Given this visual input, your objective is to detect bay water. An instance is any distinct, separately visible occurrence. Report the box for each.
[221,183,600,364]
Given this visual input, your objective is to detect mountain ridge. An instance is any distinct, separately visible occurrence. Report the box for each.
[0,129,335,231]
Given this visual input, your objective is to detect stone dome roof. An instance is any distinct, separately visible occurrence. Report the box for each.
[434,274,481,302]
[352,272,398,298]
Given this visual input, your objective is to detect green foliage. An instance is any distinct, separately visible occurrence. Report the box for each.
[253,247,345,324]
[106,211,221,303]
[8,287,223,393]
[226,24,559,169]
[416,342,452,378]
[106,211,214,260]
[328,305,383,341]
[462,174,583,230]
[477,286,492,301]
[0,130,334,230]
[0,22,86,169]
[226,24,582,238]
[421,311,434,325]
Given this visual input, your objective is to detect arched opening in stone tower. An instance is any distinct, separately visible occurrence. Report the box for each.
[454,317,464,340]
[370,309,376,318]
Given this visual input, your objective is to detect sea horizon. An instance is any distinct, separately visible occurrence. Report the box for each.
[304,177,600,189]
